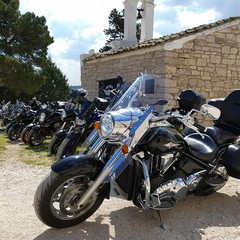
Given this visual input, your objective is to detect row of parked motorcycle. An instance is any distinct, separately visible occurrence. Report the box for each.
[31,73,240,229]
[0,84,128,160]
[2,73,240,229]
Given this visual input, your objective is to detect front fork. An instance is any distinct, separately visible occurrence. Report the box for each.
[77,147,125,208]
[76,107,153,208]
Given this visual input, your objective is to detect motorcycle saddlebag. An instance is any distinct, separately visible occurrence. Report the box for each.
[178,89,206,111]
[93,97,109,111]
[222,144,240,179]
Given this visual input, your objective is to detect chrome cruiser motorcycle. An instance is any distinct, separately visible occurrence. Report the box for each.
[34,74,240,228]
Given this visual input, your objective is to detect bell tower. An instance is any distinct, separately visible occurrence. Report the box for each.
[140,0,155,42]
[111,0,155,50]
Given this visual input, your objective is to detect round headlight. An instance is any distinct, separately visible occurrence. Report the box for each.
[76,117,86,126]
[61,110,66,119]
[39,112,46,122]
[99,114,114,138]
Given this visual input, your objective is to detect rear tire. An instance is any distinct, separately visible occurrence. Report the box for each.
[34,171,105,228]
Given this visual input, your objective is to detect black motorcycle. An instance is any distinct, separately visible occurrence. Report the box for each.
[7,106,36,141]
[27,103,64,146]
[5,102,26,134]
[55,97,109,160]
[48,101,78,155]
[34,73,240,229]
[55,83,131,161]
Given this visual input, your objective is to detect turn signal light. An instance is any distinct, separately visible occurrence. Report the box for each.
[94,121,99,130]
[121,144,129,154]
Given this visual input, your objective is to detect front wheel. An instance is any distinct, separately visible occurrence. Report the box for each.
[27,128,46,146]
[34,171,105,228]
[48,135,65,155]
[20,126,32,143]
[56,136,78,160]
[8,125,21,141]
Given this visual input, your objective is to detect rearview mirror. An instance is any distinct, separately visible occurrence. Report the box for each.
[200,104,221,120]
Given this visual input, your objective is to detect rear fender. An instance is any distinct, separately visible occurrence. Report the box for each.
[25,123,36,129]
[10,122,20,128]
[51,154,110,198]
[32,125,41,131]
[66,130,79,139]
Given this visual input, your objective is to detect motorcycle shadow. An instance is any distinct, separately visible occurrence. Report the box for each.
[23,141,51,154]
[34,189,240,240]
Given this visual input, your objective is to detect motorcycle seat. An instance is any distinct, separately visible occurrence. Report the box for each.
[185,133,218,162]
[205,126,238,145]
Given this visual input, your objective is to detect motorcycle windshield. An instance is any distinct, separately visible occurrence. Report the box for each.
[101,74,173,183]
[110,73,173,112]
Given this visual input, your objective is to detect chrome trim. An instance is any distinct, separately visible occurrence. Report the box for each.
[77,148,123,208]
[77,106,153,207]
[87,137,106,156]
[133,155,151,209]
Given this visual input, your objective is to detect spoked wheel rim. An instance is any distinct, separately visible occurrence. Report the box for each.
[31,130,45,145]
[10,129,20,140]
[23,130,30,142]
[50,175,98,220]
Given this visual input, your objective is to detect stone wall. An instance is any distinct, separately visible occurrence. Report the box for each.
[81,21,240,117]
[165,24,240,101]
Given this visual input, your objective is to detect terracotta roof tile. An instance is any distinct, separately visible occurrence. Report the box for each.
[83,16,240,62]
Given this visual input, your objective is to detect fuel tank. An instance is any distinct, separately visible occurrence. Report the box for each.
[140,126,185,154]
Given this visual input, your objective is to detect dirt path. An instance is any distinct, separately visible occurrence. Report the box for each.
[0,141,240,240]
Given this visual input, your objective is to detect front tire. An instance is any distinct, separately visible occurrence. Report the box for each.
[20,127,32,143]
[48,135,64,155]
[34,171,105,228]
[56,136,78,160]
[8,125,21,141]
[27,128,46,146]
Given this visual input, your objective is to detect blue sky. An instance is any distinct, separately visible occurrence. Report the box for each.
[19,0,239,86]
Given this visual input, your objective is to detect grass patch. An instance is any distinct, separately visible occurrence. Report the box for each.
[0,132,8,151]
[20,138,56,166]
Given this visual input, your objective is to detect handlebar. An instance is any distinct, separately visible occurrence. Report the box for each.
[170,111,206,138]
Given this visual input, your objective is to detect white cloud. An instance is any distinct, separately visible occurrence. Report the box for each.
[54,58,81,86]
[176,8,220,28]
[19,0,236,86]
[19,0,125,85]
[48,38,73,56]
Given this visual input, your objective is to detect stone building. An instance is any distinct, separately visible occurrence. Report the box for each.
[81,16,240,105]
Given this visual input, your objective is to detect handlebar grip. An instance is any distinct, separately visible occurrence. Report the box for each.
[193,121,206,132]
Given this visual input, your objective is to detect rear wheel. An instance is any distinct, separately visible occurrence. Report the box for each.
[27,128,46,146]
[34,171,105,228]
[48,135,64,155]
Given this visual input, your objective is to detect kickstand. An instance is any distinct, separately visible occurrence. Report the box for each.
[157,211,167,230]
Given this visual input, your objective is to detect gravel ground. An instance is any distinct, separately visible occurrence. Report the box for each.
[1,140,240,240]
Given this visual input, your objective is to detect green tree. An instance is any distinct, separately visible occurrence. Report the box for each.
[35,58,70,102]
[0,0,54,95]
[99,8,141,53]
